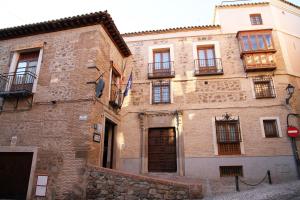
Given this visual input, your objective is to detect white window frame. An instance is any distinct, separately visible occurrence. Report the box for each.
[260,117,283,138]
[8,48,44,93]
[148,44,174,74]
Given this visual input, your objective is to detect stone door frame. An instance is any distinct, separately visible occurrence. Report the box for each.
[138,111,185,176]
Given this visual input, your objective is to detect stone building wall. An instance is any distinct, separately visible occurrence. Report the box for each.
[86,166,202,200]
[0,24,125,199]
[119,28,299,181]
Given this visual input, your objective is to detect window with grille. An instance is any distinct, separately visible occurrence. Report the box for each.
[152,80,170,104]
[250,14,263,25]
[215,118,241,155]
[253,76,276,98]
[263,120,279,138]
[220,166,243,177]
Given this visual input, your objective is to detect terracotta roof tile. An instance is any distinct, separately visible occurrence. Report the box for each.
[0,11,131,57]
[122,25,221,37]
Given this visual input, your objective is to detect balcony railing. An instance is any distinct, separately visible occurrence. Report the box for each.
[0,70,36,97]
[194,58,223,76]
[109,84,122,108]
[148,61,175,79]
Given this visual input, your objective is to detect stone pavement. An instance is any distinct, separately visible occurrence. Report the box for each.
[203,180,300,200]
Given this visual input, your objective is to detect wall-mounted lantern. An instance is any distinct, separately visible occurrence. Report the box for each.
[286,84,295,104]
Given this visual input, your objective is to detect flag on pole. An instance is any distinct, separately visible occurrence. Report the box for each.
[123,71,133,98]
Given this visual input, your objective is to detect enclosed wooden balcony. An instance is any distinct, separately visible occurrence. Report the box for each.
[237,29,277,72]
[194,58,223,76]
[148,61,175,79]
[0,71,36,98]
[243,53,276,72]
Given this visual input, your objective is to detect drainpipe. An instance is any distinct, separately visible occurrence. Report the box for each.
[287,113,300,179]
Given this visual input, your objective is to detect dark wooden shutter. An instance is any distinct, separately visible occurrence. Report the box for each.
[148,128,177,172]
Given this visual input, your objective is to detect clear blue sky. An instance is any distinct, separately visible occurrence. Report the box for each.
[0,0,299,33]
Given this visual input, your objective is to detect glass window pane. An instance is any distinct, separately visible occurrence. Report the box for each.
[161,86,169,102]
[250,35,258,50]
[258,35,265,49]
[265,35,273,49]
[242,36,250,51]
[206,49,214,59]
[153,87,161,103]
[16,62,27,73]
[162,52,170,62]
[198,50,206,67]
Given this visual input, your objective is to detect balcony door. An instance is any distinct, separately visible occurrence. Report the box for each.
[11,51,39,92]
[153,49,171,71]
[197,46,216,67]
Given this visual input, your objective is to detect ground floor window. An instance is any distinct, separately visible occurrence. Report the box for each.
[215,114,242,155]
[220,166,243,177]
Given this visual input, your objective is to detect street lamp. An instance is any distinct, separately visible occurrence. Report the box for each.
[286,84,295,104]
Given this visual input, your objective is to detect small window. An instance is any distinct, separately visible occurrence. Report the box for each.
[152,80,170,104]
[263,120,279,138]
[250,14,263,25]
[253,76,276,98]
[220,166,243,177]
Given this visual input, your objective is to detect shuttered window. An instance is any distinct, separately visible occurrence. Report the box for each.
[215,119,242,155]
[263,120,279,138]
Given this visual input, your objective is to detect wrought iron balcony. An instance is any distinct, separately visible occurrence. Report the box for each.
[0,71,36,97]
[194,58,223,76]
[109,84,122,109]
[148,61,175,79]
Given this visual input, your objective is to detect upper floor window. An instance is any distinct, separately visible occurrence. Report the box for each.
[253,76,276,99]
[240,33,273,52]
[215,115,242,155]
[109,68,122,108]
[197,46,216,67]
[263,120,279,138]
[250,14,263,25]
[148,48,174,79]
[152,80,170,104]
[153,49,171,70]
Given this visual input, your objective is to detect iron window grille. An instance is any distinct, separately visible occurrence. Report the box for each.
[253,76,276,99]
[152,80,171,104]
[263,120,279,138]
[215,114,242,155]
[220,166,243,177]
[250,14,263,25]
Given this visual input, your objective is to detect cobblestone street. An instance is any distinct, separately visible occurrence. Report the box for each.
[203,181,300,200]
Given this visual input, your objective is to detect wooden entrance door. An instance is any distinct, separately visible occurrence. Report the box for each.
[0,152,33,199]
[148,128,177,172]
